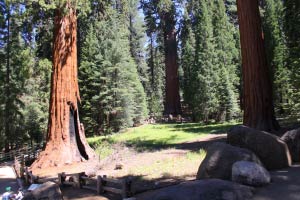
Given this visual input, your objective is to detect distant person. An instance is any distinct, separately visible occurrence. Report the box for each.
[15,188,24,200]
[1,187,13,200]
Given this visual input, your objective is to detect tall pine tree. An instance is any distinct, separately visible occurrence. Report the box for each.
[79,2,148,135]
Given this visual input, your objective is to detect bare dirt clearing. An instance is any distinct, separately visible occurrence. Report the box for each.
[32,134,226,199]
[31,123,232,199]
[96,134,226,194]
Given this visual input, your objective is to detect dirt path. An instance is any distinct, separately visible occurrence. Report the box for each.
[252,164,300,200]
[0,163,18,197]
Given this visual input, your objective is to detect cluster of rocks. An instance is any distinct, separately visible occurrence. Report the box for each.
[140,125,299,200]
[195,125,298,199]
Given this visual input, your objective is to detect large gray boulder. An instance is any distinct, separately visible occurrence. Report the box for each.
[232,161,271,187]
[281,128,300,162]
[137,179,254,200]
[197,142,262,180]
[228,125,291,170]
[23,181,63,200]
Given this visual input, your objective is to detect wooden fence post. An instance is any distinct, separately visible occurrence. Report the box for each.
[24,167,29,184]
[121,179,127,198]
[20,155,25,178]
[74,172,84,188]
[121,178,132,198]
[97,175,103,195]
[58,172,65,185]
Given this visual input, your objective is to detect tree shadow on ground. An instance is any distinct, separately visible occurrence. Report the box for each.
[171,136,227,152]
[252,165,300,200]
[119,173,196,197]
[170,123,238,134]
[61,185,118,200]
[60,174,195,200]
[123,123,231,152]
[124,135,226,153]
[124,134,180,152]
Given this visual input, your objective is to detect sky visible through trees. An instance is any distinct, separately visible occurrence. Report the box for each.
[0,0,299,151]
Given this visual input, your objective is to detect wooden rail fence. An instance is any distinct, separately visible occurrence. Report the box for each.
[1,145,42,163]
[58,172,132,198]
[13,156,133,198]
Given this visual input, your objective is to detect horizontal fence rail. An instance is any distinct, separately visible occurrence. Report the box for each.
[0,144,42,163]
[58,173,132,198]
[12,154,133,199]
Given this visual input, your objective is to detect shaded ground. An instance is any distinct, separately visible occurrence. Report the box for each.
[134,164,300,200]
[253,164,300,200]
[0,163,18,197]
[61,186,115,200]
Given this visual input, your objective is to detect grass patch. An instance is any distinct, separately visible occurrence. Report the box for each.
[93,140,114,160]
[88,122,238,152]
[128,149,207,180]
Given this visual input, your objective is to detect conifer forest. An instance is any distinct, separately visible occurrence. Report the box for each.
[0,0,299,154]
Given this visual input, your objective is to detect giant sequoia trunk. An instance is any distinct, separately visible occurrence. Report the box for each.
[237,0,279,131]
[162,11,181,115]
[31,3,96,170]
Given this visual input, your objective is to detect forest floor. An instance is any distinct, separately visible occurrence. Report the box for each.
[89,123,233,194]
[252,164,300,200]
[29,122,233,199]
[3,122,300,199]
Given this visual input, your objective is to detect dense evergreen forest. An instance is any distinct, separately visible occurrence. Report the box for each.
[0,0,299,151]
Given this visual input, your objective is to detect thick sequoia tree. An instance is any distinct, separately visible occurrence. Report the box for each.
[237,0,279,131]
[31,1,96,170]
[160,3,181,115]
[141,0,181,115]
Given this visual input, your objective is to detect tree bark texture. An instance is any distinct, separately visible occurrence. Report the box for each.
[31,3,96,170]
[237,0,279,131]
[162,11,181,115]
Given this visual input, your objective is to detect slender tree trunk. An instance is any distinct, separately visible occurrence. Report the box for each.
[161,11,181,115]
[31,3,96,170]
[4,3,11,152]
[237,0,279,131]
[149,35,155,89]
[129,14,134,58]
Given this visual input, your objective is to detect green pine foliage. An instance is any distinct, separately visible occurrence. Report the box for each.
[128,0,149,89]
[181,0,240,122]
[141,0,166,117]
[262,0,293,116]
[181,7,196,110]
[0,1,34,148]
[212,0,240,121]
[146,38,165,117]
[192,0,218,121]
[79,4,148,136]
[21,58,51,145]
[284,0,300,115]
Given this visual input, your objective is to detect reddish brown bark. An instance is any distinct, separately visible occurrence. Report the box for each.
[237,0,279,131]
[161,11,181,115]
[31,3,96,170]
